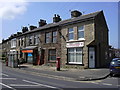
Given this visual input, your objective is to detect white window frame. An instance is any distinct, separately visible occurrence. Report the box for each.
[68,27,74,41]
[34,34,38,45]
[11,38,16,48]
[78,26,85,40]
[29,36,33,45]
[52,31,57,43]
[68,48,83,64]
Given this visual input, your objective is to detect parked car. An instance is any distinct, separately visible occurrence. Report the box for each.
[110,58,120,76]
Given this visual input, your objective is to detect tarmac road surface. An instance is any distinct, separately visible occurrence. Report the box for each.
[1,63,120,90]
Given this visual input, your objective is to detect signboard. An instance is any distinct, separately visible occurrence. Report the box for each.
[66,42,84,48]
[28,53,33,56]
[22,50,33,53]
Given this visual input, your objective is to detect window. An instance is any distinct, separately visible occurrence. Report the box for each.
[78,26,84,39]
[18,39,21,46]
[68,28,74,40]
[21,38,24,46]
[52,31,57,43]
[29,36,33,45]
[68,48,83,64]
[34,35,38,45]
[11,39,16,48]
[48,49,56,61]
[45,32,51,43]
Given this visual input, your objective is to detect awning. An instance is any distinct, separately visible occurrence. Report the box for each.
[21,46,37,53]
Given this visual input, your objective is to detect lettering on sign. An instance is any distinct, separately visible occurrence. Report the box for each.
[66,42,84,48]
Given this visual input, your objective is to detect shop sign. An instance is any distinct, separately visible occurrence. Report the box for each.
[28,53,33,56]
[66,42,84,48]
[22,50,33,53]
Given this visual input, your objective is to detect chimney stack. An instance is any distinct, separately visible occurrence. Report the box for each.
[22,27,28,33]
[38,19,47,27]
[71,10,82,18]
[53,14,62,23]
[29,25,37,30]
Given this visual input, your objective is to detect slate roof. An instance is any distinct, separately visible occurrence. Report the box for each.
[3,10,102,42]
[23,10,102,35]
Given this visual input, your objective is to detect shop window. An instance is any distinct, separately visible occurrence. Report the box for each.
[45,32,51,43]
[68,28,74,41]
[78,26,84,40]
[48,49,56,61]
[68,48,83,64]
[52,31,57,43]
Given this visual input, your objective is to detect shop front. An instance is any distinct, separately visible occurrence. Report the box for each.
[8,50,18,68]
[21,46,38,65]
[66,42,84,65]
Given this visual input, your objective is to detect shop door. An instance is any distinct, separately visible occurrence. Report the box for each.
[40,49,45,64]
[27,53,33,63]
[89,47,95,68]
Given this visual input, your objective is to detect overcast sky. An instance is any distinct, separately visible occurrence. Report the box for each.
[0,0,119,48]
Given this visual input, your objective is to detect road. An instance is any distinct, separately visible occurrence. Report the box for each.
[1,63,120,90]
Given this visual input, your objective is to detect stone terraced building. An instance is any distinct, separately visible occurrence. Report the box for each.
[1,10,109,69]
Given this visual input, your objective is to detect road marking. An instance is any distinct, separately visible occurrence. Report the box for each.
[102,83,113,86]
[23,79,57,88]
[0,73,9,77]
[0,82,16,90]
[91,82,99,84]
[10,84,41,87]
[2,73,9,77]
[0,78,16,80]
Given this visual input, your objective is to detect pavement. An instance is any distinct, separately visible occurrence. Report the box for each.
[15,63,110,81]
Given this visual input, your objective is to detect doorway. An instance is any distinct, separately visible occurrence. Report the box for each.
[89,47,95,68]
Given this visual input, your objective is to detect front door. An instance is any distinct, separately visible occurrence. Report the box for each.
[89,47,95,68]
[40,49,45,65]
[27,53,33,63]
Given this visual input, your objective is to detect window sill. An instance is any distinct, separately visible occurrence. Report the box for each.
[66,39,85,43]
[48,60,56,63]
[66,63,84,66]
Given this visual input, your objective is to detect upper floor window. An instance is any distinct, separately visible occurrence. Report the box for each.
[52,31,57,43]
[34,35,38,45]
[45,31,57,43]
[68,28,74,41]
[78,26,84,40]
[21,38,24,46]
[45,32,51,43]
[29,36,33,45]
[11,38,16,48]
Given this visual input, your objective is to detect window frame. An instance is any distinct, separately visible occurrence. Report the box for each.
[45,32,51,43]
[52,31,57,43]
[29,36,33,45]
[68,27,74,41]
[67,48,83,64]
[11,38,16,48]
[48,49,56,62]
[77,25,85,40]
[34,34,38,45]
